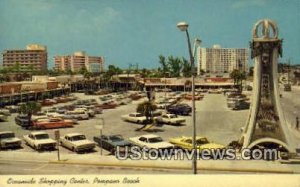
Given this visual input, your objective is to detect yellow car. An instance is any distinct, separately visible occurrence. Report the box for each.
[169,136,225,151]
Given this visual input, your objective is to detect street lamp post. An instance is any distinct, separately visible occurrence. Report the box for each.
[177,22,201,174]
[95,118,105,155]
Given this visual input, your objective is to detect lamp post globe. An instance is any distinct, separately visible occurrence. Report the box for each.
[177,22,189,31]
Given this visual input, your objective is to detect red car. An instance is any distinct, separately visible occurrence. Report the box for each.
[95,102,118,109]
[31,118,74,130]
[40,99,57,106]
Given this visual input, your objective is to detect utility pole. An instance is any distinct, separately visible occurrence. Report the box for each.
[288,59,291,84]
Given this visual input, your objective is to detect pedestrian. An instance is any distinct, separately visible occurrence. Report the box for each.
[296,116,299,130]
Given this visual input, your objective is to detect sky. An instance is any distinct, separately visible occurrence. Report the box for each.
[0,0,299,69]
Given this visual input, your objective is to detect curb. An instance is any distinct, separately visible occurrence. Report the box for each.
[49,160,295,174]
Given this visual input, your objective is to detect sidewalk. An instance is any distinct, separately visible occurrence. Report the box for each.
[1,151,300,174]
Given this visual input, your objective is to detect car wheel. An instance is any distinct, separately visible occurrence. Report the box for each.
[72,147,76,152]
[168,122,171,125]
[111,148,116,154]
[137,120,141,124]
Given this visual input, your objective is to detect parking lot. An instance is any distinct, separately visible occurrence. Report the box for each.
[0,91,250,156]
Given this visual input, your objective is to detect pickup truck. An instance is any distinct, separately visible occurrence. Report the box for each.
[0,131,22,149]
[23,132,56,151]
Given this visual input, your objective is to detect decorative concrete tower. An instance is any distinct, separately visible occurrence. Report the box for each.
[240,19,292,152]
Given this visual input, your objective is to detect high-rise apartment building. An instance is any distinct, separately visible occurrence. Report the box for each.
[2,44,47,72]
[54,51,104,73]
[197,44,248,75]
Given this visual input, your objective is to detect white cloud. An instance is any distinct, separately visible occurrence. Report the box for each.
[231,0,267,9]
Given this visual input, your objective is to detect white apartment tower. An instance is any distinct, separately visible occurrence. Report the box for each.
[197,44,248,75]
[54,51,104,73]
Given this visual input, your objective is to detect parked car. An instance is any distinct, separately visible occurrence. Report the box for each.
[232,100,250,110]
[40,99,57,106]
[31,112,48,121]
[65,110,89,120]
[31,117,74,130]
[0,109,11,116]
[73,108,95,117]
[4,105,20,113]
[169,136,225,151]
[23,132,56,151]
[129,134,174,152]
[155,100,172,109]
[0,131,22,149]
[167,104,192,115]
[55,107,68,114]
[93,134,131,154]
[208,89,222,94]
[44,110,65,118]
[60,133,96,152]
[184,94,204,100]
[156,113,186,125]
[121,112,147,124]
[15,114,31,128]
[0,114,8,122]
[96,102,118,109]
[284,84,292,91]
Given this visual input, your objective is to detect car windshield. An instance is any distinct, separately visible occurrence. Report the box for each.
[169,115,177,118]
[148,137,163,143]
[196,138,209,145]
[0,133,15,139]
[110,135,123,141]
[71,135,86,141]
[35,134,49,139]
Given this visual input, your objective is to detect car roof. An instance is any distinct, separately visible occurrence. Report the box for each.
[130,112,142,115]
[139,134,160,138]
[30,131,48,135]
[65,133,84,137]
[180,136,206,139]
[0,131,14,135]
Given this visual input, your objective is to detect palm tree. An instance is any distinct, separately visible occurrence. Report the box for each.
[230,69,246,91]
[168,56,182,77]
[19,101,42,127]
[136,101,157,123]
[158,55,169,76]
[182,57,191,77]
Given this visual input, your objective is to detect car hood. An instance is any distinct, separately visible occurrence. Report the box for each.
[72,140,95,146]
[198,143,225,150]
[1,137,21,143]
[113,140,131,146]
[147,142,174,149]
[169,118,185,122]
[35,139,56,144]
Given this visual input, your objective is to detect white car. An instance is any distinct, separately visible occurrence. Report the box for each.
[65,110,89,120]
[23,132,56,150]
[31,112,48,121]
[74,108,95,117]
[0,109,10,116]
[59,133,96,152]
[129,134,174,150]
[121,112,147,124]
[43,110,65,118]
[0,131,22,149]
[156,114,186,125]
